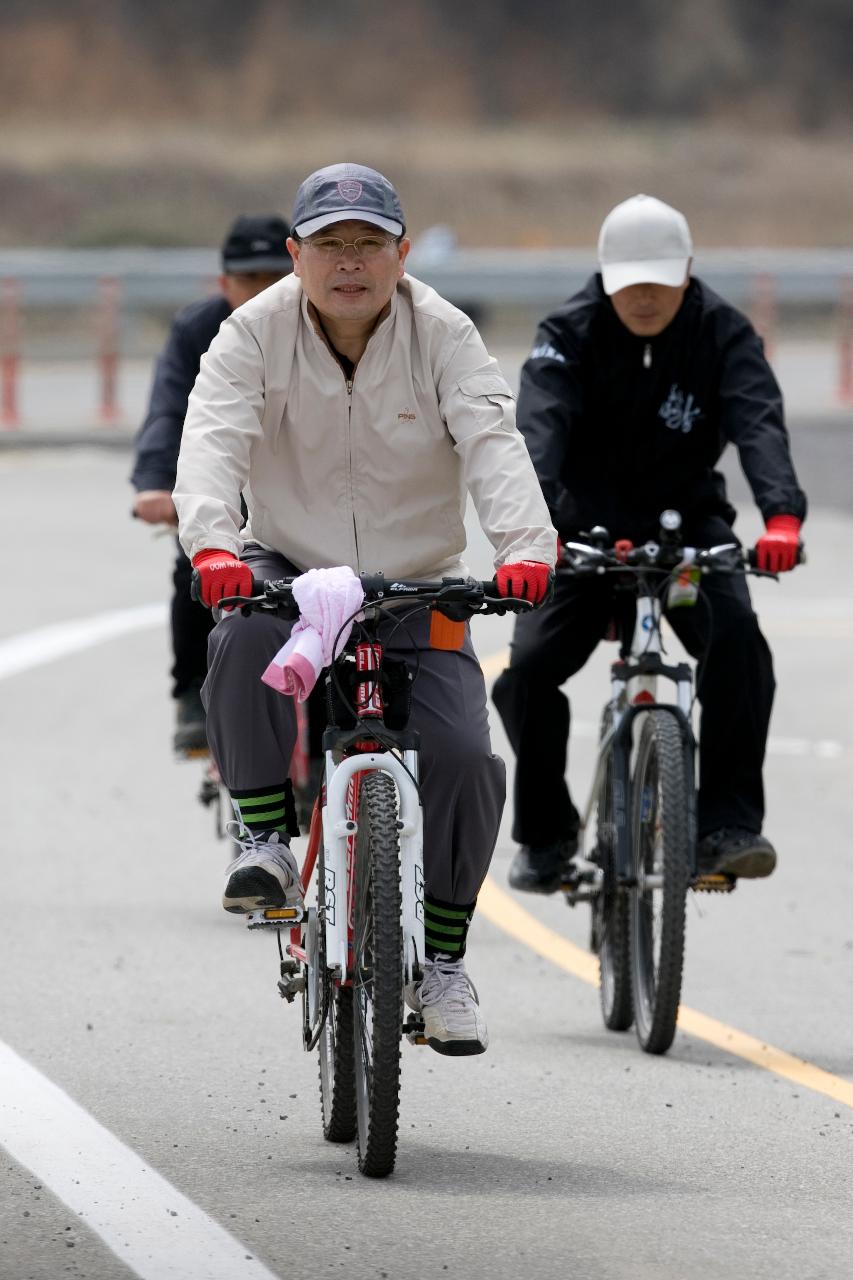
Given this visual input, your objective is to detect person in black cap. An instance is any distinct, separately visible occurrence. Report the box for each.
[131,214,291,753]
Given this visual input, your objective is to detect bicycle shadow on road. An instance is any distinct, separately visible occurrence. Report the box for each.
[284,1146,700,1198]
[540,1024,852,1089]
[363,1145,703,1198]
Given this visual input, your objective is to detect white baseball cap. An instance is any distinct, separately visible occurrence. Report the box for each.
[598,194,692,296]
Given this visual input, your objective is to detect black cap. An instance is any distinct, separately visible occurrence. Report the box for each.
[292,163,405,238]
[221,214,292,274]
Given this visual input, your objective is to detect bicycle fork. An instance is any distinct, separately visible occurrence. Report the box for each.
[322,749,425,986]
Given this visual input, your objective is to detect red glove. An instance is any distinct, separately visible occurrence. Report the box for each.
[496,560,552,604]
[191,549,253,608]
[754,515,801,573]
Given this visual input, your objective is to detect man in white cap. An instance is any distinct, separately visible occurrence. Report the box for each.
[493,194,806,890]
[173,163,556,1056]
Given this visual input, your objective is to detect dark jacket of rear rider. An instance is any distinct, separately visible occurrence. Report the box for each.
[517,274,807,545]
[131,296,231,493]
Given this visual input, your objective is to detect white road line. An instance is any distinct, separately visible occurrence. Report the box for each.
[0,1040,280,1280]
[0,603,167,680]
[3,606,850,764]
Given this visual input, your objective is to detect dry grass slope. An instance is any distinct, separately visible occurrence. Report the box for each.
[1,121,852,247]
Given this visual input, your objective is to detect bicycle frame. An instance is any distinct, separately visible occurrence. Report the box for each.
[282,636,425,1010]
[578,581,697,885]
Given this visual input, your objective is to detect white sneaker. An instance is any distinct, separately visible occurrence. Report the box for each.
[406,954,488,1056]
[222,831,303,914]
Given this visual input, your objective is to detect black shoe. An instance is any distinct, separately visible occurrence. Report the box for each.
[173,684,207,754]
[508,839,578,894]
[696,828,777,879]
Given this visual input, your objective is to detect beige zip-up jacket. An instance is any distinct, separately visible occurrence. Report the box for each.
[175,272,556,579]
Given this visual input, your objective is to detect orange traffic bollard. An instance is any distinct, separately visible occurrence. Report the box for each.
[1,278,21,429]
[838,276,853,405]
[97,275,122,424]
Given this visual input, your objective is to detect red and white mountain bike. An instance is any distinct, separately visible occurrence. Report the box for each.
[221,573,529,1178]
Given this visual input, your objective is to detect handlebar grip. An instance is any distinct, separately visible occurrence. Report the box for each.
[746,542,806,570]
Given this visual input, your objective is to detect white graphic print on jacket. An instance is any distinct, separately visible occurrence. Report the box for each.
[659,384,701,434]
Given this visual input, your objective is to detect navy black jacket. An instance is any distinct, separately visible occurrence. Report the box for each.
[517,274,807,545]
[131,295,231,492]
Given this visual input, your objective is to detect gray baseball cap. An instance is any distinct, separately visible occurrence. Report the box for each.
[292,163,405,238]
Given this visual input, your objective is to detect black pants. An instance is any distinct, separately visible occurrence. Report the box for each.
[171,544,214,698]
[492,540,776,845]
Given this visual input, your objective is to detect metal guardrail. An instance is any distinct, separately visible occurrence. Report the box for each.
[1,247,853,307]
[3,247,853,429]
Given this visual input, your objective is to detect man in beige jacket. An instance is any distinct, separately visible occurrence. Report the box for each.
[174,162,555,1054]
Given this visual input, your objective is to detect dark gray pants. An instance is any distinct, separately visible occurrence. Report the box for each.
[203,545,506,906]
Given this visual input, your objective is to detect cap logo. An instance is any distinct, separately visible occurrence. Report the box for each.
[337,179,363,203]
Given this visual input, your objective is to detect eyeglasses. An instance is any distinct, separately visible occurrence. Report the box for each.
[303,234,395,259]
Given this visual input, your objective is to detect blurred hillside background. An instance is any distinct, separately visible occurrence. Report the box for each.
[2,0,852,246]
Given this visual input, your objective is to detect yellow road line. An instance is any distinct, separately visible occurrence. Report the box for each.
[478,877,853,1110]
[480,650,508,681]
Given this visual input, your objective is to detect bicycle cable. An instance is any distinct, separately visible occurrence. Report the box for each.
[325,596,440,800]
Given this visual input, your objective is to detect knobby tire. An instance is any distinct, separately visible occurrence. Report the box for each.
[630,711,692,1054]
[594,715,633,1031]
[353,771,403,1177]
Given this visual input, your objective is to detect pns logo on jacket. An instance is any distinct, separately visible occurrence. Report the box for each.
[659,384,701,434]
[397,407,417,422]
[529,342,566,364]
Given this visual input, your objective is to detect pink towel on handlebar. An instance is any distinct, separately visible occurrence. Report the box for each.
[260,566,365,701]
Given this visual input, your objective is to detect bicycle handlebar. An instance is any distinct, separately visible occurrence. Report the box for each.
[559,509,805,579]
[560,539,805,576]
[218,572,534,617]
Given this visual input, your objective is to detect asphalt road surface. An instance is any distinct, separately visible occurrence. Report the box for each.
[2,430,852,1280]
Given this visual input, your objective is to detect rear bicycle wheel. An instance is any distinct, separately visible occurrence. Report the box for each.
[318,984,357,1142]
[310,786,356,1142]
[592,721,633,1031]
[352,771,403,1178]
[630,711,692,1054]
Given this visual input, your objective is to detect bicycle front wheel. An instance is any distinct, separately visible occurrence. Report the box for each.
[352,771,403,1178]
[630,711,692,1054]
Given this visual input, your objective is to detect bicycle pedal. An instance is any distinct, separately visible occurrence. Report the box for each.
[198,777,220,807]
[246,907,307,929]
[692,873,737,894]
[562,881,600,905]
[561,860,602,904]
[404,1013,427,1046]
